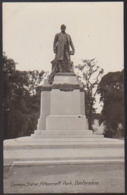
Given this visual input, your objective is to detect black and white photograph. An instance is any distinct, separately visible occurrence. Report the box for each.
[3,1,125,193]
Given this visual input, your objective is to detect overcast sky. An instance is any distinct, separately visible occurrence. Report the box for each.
[3,2,124,75]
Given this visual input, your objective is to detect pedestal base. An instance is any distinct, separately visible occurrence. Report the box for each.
[46,115,88,130]
[4,136,124,165]
[3,136,124,193]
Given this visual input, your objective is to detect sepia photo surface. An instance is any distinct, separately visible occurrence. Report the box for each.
[3,2,124,194]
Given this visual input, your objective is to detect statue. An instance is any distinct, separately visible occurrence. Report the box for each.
[49,24,75,84]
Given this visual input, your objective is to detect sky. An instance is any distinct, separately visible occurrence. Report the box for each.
[3,2,124,75]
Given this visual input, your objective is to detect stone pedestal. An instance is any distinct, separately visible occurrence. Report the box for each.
[36,73,89,135]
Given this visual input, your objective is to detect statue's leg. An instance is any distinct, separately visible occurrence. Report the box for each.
[65,51,73,72]
[63,50,68,72]
[63,49,73,72]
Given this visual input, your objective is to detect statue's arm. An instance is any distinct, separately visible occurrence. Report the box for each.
[70,36,75,52]
[53,34,58,53]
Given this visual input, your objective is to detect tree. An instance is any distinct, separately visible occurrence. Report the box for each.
[26,70,45,95]
[97,70,124,137]
[75,59,104,129]
[3,53,45,139]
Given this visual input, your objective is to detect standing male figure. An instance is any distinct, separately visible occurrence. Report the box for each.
[49,24,75,84]
[53,24,75,72]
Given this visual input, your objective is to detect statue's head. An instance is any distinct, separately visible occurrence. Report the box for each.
[61,24,66,32]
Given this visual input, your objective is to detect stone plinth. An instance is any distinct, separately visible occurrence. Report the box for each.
[36,73,88,134]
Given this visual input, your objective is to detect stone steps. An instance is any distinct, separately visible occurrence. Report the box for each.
[31,134,104,138]
[4,140,124,149]
[34,130,93,135]
[31,129,104,138]
[4,137,124,165]
[12,158,124,166]
[4,136,124,166]
[4,146,124,165]
[4,136,123,146]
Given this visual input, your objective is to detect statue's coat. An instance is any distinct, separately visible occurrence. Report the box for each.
[53,32,75,60]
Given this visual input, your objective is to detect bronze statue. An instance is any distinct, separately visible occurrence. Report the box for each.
[49,25,75,84]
